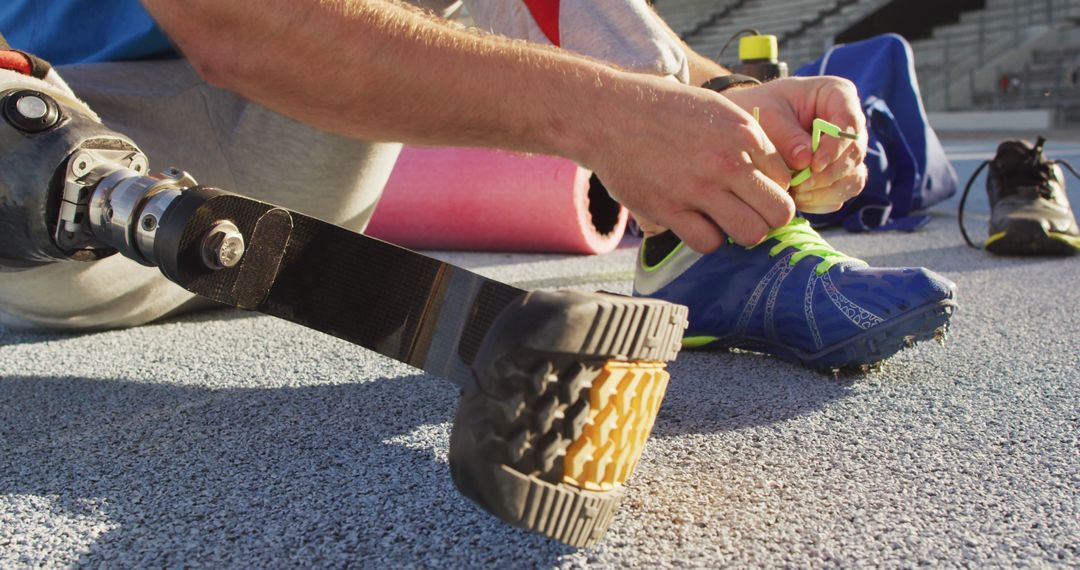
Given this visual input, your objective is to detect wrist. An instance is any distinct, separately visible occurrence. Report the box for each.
[685,51,729,86]
[700,73,761,92]
[543,66,632,167]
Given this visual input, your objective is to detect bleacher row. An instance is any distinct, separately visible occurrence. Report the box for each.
[655,0,891,68]
[970,39,1080,122]
[655,0,1080,121]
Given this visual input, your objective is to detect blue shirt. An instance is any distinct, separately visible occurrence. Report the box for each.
[0,1,177,65]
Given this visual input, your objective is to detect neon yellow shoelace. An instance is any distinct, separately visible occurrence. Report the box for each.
[758,218,861,275]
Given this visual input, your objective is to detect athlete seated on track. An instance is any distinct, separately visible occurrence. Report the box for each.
[0,0,955,546]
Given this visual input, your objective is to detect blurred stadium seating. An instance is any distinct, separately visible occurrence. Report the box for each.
[654,0,1080,124]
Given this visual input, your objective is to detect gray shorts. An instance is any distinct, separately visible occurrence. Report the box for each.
[0,60,401,330]
[0,0,688,330]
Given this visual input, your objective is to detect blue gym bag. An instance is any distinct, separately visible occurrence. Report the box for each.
[795,34,958,232]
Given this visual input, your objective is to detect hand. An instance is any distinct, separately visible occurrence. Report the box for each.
[578,72,796,252]
[723,76,868,215]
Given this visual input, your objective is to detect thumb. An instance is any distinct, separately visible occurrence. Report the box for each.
[768,116,814,171]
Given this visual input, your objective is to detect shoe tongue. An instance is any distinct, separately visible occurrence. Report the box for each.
[641,230,682,267]
[994,140,1035,166]
[994,139,1053,188]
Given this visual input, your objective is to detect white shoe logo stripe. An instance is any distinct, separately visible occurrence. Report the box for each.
[763,254,798,341]
[735,253,795,335]
[804,272,824,350]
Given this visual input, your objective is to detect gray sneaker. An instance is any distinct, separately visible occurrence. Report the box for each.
[960,137,1080,255]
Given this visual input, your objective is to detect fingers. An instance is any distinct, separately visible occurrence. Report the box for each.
[731,165,795,228]
[659,119,793,248]
[655,158,791,251]
[793,162,868,213]
[665,172,781,250]
[698,188,772,247]
[595,80,836,253]
[796,201,844,215]
[811,78,867,174]
[802,143,866,192]
[760,106,815,172]
[728,123,797,228]
[631,211,668,237]
[665,210,727,253]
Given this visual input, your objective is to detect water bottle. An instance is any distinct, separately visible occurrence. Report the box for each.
[732,33,788,82]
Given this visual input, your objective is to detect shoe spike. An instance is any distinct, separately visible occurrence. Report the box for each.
[859,362,884,374]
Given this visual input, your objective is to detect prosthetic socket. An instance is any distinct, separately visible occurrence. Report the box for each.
[0,87,241,273]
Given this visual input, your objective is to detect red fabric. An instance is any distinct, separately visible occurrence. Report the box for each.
[522,0,561,46]
[0,50,31,76]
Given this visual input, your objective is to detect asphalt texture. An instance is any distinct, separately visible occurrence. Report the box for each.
[2,136,1078,568]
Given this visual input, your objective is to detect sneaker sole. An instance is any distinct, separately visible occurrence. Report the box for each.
[684,295,957,371]
[986,220,1080,255]
[449,291,687,547]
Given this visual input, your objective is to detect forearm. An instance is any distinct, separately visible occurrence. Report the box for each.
[139,0,630,163]
[140,0,800,252]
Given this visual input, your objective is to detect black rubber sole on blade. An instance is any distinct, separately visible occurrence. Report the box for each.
[986,219,1080,255]
[449,290,688,547]
[144,191,688,546]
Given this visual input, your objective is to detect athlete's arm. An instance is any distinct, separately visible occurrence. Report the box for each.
[140,0,795,251]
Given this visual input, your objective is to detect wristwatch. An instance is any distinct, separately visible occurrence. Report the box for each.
[700,73,761,93]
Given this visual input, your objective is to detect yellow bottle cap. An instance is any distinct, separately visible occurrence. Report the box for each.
[739,34,778,62]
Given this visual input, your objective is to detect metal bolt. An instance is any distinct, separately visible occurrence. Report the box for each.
[140,214,158,232]
[201,221,245,270]
[15,95,48,120]
[129,155,148,174]
[71,153,93,177]
[3,89,60,132]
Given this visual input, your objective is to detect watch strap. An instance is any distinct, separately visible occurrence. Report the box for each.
[700,73,762,92]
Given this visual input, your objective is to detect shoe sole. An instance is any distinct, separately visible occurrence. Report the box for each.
[986,219,1080,255]
[684,296,957,371]
[449,291,687,547]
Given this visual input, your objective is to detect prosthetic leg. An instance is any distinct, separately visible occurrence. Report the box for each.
[0,82,687,547]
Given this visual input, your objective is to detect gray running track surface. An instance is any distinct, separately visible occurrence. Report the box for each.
[1,135,1078,568]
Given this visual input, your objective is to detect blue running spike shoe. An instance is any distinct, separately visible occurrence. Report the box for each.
[633,219,958,370]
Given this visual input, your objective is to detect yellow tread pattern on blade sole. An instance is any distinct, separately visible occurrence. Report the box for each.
[562,361,669,491]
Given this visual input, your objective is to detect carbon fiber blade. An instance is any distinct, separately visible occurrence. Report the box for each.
[155,190,525,386]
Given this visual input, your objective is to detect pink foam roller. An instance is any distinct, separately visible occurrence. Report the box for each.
[364,146,628,254]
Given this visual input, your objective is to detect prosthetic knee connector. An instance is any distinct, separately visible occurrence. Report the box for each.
[0,84,199,271]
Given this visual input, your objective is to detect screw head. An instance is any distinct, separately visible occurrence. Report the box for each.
[201,221,245,270]
[15,95,48,120]
[140,215,158,232]
[130,155,148,173]
[71,153,93,177]
[3,89,60,132]
[217,234,245,268]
